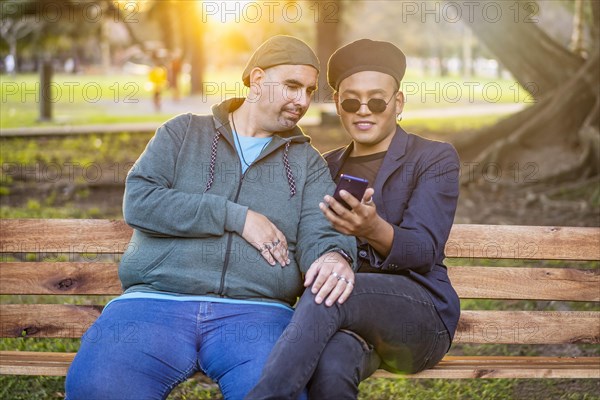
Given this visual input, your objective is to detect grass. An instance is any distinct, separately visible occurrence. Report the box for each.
[1,373,598,399]
[0,132,152,169]
[0,73,169,128]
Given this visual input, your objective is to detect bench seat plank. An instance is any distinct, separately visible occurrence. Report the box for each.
[2,351,598,379]
[0,351,75,376]
[2,262,598,301]
[2,220,599,260]
[373,356,600,379]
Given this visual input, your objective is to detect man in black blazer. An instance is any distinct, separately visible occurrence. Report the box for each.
[247,39,460,400]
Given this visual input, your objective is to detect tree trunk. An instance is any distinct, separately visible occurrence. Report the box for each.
[188,16,205,95]
[178,2,204,95]
[449,0,600,185]
[462,27,473,79]
[457,51,599,184]
[457,0,584,100]
[99,21,111,72]
[8,38,17,74]
[570,0,585,56]
[315,0,341,104]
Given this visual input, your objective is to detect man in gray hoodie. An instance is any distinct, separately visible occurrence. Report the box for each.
[65,35,356,400]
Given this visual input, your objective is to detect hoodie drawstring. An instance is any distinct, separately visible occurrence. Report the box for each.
[204,131,221,193]
[282,142,296,197]
[204,132,297,198]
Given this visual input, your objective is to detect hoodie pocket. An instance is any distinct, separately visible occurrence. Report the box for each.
[139,240,178,277]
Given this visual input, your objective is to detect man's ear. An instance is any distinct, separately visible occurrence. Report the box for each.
[395,91,405,115]
[334,92,341,116]
[249,67,266,95]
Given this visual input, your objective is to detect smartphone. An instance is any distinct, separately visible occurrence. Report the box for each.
[333,174,369,210]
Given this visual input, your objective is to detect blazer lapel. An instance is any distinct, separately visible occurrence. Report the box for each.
[372,126,409,219]
[327,143,353,179]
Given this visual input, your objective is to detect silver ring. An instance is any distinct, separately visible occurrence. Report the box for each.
[272,239,281,247]
[331,271,340,279]
[339,276,349,284]
[262,243,272,252]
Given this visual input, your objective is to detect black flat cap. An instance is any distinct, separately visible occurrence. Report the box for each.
[327,39,406,91]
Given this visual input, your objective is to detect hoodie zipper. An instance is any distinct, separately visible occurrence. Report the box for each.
[217,157,245,297]
[215,130,292,296]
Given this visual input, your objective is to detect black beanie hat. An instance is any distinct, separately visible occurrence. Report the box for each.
[327,39,406,91]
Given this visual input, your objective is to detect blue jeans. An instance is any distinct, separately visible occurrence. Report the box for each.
[65,299,306,400]
[247,273,451,399]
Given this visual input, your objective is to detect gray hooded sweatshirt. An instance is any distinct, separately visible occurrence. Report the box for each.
[118,98,357,307]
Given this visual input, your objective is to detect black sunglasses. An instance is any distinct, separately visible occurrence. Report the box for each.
[340,92,397,113]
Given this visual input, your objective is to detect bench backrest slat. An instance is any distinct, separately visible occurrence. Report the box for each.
[1,304,102,338]
[448,266,599,301]
[2,220,599,260]
[2,219,598,349]
[445,225,600,261]
[0,262,122,295]
[456,310,600,344]
[1,304,597,344]
[1,263,598,302]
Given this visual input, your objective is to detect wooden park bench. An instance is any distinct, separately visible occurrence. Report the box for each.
[1,219,599,379]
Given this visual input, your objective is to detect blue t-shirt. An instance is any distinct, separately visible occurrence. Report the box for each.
[233,133,272,173]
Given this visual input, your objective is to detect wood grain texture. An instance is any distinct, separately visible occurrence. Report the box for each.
[0,219,132,254]
[448,266,600,301]
[0,351,75,376]
[0,304,102,338]
[445,225,600,260]
[2,352,598,378]
[2,263,597,301]
[455,311,599,344]
[2,220,599,260]
[1,305,598,344]
[0,262,122,295]
[1,220,599,379]
[372,356,600,379]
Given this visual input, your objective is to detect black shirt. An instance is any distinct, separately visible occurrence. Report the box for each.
[336,151,387,188]
[337,151,387,273]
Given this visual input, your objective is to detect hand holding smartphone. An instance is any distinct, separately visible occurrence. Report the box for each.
[332,174,369,210]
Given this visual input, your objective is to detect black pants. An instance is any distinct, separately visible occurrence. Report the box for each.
[246,273,450,400]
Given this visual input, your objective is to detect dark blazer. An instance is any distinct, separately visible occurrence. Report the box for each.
[324,125,461,340]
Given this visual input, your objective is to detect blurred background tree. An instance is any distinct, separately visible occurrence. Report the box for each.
[1,0,598,185]
[450,0,599,185]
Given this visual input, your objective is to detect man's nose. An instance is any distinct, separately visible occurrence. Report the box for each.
[357,102,371,116]
[294,90,311,108]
